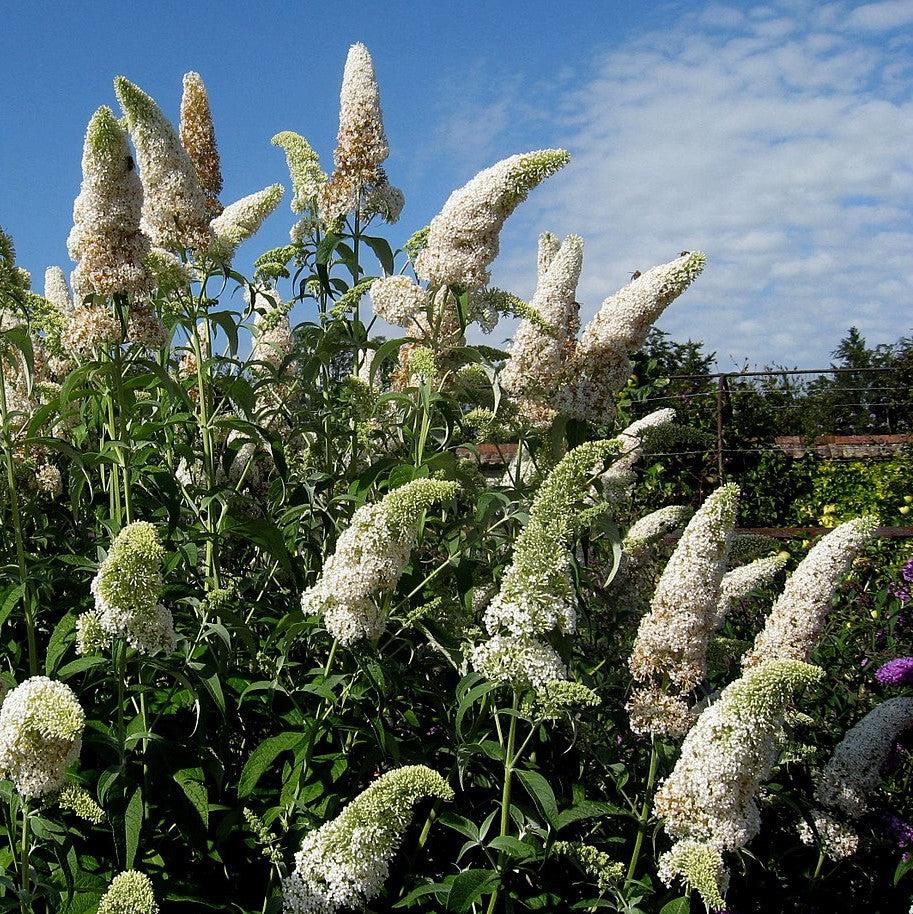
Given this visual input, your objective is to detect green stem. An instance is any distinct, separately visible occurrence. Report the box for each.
[190,314,221,589]
[624,738,659,889]
[324,638,339,678]
[486,690,521,914]
[0,365,36,675]
[19,799,29,914]
[111,340,133,523]
[813,849,825,879]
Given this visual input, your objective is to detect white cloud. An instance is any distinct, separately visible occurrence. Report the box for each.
[478,1,913,367]
[846,0,913,30]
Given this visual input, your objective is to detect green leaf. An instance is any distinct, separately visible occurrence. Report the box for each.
[515,769,559,826]
[659,898,691,914]
[317,231,342,265]
[174,769,209,829]
[57,657,106,679]
[446,868,499,912]
[556,799,627,830]
[45,612,76,675]
[124,787,143,869]
[0,584,24,629]
[237,731,307,798]
[488,835,534,858]
[362,235,395,276]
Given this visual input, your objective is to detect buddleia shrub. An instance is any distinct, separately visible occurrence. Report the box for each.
[0,40,908,914]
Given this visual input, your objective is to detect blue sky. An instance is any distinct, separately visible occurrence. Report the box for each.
[2,0,912,367]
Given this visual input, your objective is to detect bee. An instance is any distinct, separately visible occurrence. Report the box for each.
[679,250,690,256]
[630,270,641,280]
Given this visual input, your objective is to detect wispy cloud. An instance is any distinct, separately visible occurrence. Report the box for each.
[460,1,913,367]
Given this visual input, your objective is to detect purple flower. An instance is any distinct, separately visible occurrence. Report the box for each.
[875,657,913,687]
[884,813,913,860]
[902,558,913,585]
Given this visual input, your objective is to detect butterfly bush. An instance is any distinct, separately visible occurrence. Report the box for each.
[0,676,85,798]
[114,75,213,251]
[414,149,570,290]
[654,659,823,903]
[283,765,453,914]
[67,105,151,299]
[301,478,459,645]
[98,871,159,914]
[743,516,879,668]
[86,520,176,655]
[179,71,223,216]
[0,36,906,914]
[628,484,739,736]
[473,439,617,689]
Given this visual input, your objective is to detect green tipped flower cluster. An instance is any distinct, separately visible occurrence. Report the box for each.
[414,149,571,290]
[485,439,618,637]
[301,478,459,645]
[553,841,624,892]
[329,278,376,319]
[403,225,429,261]
[526,680,601,719]
[58,783,105,824]
[0,676,85,798]
[657,839,728,909]
[284,765,453,914]
[474,439,618,689]
[210,184,285,261]
[98,871,158,914]
[90,522,176,655]
[114,76,213,252]
[382,477,459,534]
[272,131,326,212]
[655,659,823,853]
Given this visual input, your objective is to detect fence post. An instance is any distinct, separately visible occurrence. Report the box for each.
[716,373,728,479]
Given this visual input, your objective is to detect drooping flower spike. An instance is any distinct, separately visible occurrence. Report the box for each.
[743,515,878,668]
[301,478,459,645]
[67,105,151,299]
[558,252,706,423]
[209,184,284,261]
[115,75,214,251]
[273,131,326,213]
[283,766,453,914]
[654,659,823,905]
[414,149,571,291]
[656,659,822,847]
